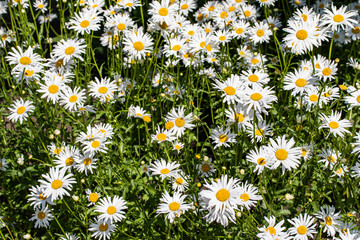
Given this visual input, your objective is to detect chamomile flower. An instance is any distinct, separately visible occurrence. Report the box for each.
[172,140,184,153]
[197,158,216,177]
[95,123,114,140]
[178,0,197,16]
[321,5,358,32]
[225,103,253,130]
[29,206,53,228]
[68,9,102,35]
[156,190,191,223]
[319,111,352,138]
[232,20,250,39]
[82,137,111,157]
[268,136,302,174]
[89,219,116,240]
[27,185,55,209]
[344,86,360,108]
[246,146,272,174]
[149,0,177,25]
[257,216,287,238]
[246,120,272,143]
[212,74,243,105]
[89,77,118,103]
[237,182,262,211]
[149,159,180,180]
[332,165,348,178]
[95,195,127,223]
[123,27,154,59]
[199,175,240,227]
[351,133,360,155]
[86,189,101,206]
[171,171,189,192]
[52,38,86,64]
[75,153,98,175]
[39,167,77,201]
[210,126,237,149]
[8,98,35,124]
[240,69,270,87]
[33,0,47,12]
[54,146,80,171]
[315,59,338,81]
[287,213,317,240]
[59,86,86,111]
[284,69,316,95]
[12,65,42,85]
[249,21,272,45]
[318,147,339,170]
[165,106,195,137]
[243,85,277,115]
[315,205,340,237]
[350,162,360,181]
[150,126,177,143]
[6,46,43,70]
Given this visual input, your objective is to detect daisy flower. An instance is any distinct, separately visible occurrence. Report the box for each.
[118,0,140,11]
[95,195,127,223]
[150,126,177,143]
[212,74,244,105]
[332,166,348,178]
[267,136,302,174]
[75,153,98,175]
[86,189,101,206]
[27,185,55,209]
[172,140,184,153]
[344,86,360,108]
[315,59,338,81]
[314,205,340,237]
[319,111,352,138]
[197,158,216,177]
[321,5,357,32]
[148,0,177,25]
[33,0,47,12]
[6,46,43,70]
[104,13,134,33]
[89,77,118,103]
[237,182,262,211]
[89,219,116,240]
[95,123,114,140]
[59,86,87,111]
[225,103,253,130]
[123,27,154,59]
[246,120,272,143]
[7,98,35,124]
[149,159,180,180]
[300,142,313,161]
[82,137,111,157]
[257,216,287,238]
[59,233,80,240]
[318,147,339,170]
[165,106,195,137]
[232,20,250,39]
[68,9,102,35]
[29,206,53,228]
[12,65,42,85]
[178,0,197,16]
[52,38,86,64]
[240,69,270,87]
[246,146,273,175]
[287,213,317,240]
[249,21,272,45]
[156,190,191,223]
[199,175,240,227]
[283,69,316,95]
[170,171,189,192]
[210,126,237,149]
[243,85,277,115]
[39,167,77,201]
[351,133,360,155]
[54,146,80,171]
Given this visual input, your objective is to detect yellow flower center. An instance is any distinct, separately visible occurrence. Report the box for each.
[255,129,264,136]
[158,7,168,16]
[175,118,185,127]
[48,85,59,94]
[235,113,245,122]
[325,216,333,225]
[295,78,307,87]
[91,140,100,148]
[257,158,266,165]
[200,41,206,48]
[356,95,360,103]
[125,2,132,7]
[256,29,264,37]
[169,202,180,211]
[251,59,259,65]
[352,26,360,34]
[25,69,34,76]
[56,59,64,68]
[275,149,288,160]
[99,223,108,231]
[174,145,181,150]
[248,74,259,82]
[240,193,249,201]
[216,189,230,202]
[17,106,26,114]
[220,11,228,19]
[107,206,116,215]
[244,10,251,17]
[208,6,215,11]
[236,28,244,34]
[80,20,89,28]
[143,116,151,122]
[84,158,92,165]
[228,6,235,12]
[309,95,318,102]
[69,95,77,103]
[301,149,307,156]
[181,3,188,9]
[333,14,344,23]
[157,133,167,141]
[188,30,194,35]
[98,86,108,94]
[20,56,31,65]
[89,193,99,202]
[296,30,308,40]
[297,225,307,235]
[224,86,236,95]
[117,23,126,31]
[250,93,262,101]
[54,148,61,154]
[133,41,144,51]
[206,44,212,52]
[266,226,276,235]
[175,178,183,185]
[172,45,181,51]
[37,212,46,219]
[219,36,226,41]
[322,68,331,76]
[160,168,170,174]
[39,193,47,200]
[51,179,63,189]
[328,121,339,129]
[201,164,210,172]
[219,134,228,143]
[65,46,75,55]
[65,157,74,166]
[165,121,174,130]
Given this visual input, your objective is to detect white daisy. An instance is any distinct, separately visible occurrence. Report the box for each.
[95,196,127,223]
[156,190,191,223]
[8,98,35,124]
